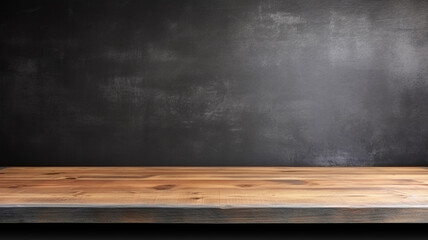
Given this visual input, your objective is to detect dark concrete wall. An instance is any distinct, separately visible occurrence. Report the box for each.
[1,0,427,166]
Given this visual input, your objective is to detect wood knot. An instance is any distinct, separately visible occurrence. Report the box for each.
[153,184,175,190]
[237,184,253,188]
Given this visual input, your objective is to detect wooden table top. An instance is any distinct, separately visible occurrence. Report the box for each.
[1,167,428,223]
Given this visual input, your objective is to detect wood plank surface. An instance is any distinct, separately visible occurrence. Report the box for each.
[1,167,428,223]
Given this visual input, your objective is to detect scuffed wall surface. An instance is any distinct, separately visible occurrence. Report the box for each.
[1,0,427,166]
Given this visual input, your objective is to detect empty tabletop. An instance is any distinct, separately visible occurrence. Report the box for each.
[1,167,428,223]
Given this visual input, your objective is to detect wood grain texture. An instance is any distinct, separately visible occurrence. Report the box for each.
[1,167,428,223]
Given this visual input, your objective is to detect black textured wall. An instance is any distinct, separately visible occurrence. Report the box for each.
[1,0,427,166]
